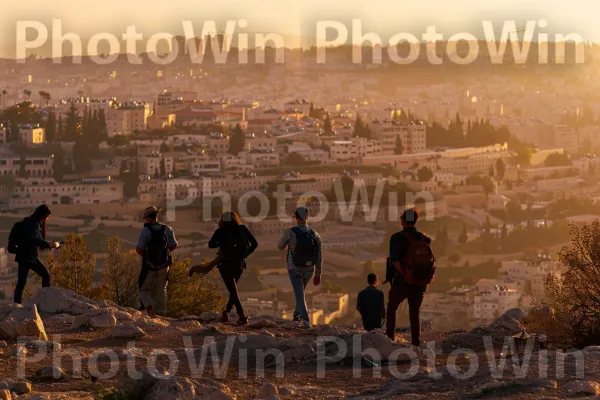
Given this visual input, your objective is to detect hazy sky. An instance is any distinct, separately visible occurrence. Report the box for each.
[1,0,598,58]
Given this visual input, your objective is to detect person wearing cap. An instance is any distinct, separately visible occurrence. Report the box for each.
[277,206,322,328]
[13,204,60,304]
[136,206,178,317]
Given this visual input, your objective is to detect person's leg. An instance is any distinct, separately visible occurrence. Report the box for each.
[13,263,31,304]
[407,286,425,346]
[139,271,156,315]
[29,259,51,287]
[297,270,313,325]
[219,267,236,314]
[154,268,169,316]
[229,267,245,318]
[288,269,307,322]
[386,281,407,341]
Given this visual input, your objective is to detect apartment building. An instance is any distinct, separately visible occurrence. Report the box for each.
[421,287,476,330]
[553,125,578,154]
[246,149,280,168]
[243,298,288,318]
[54,98,115,119]
[221,155,253,172]
[19,124,45,147]
[370,120,427,155]
[283,99,311,114]
[8,177,123,209]
[156,90,198,115]
[312,292,350,324]
[499,256,565,300]
[191,159,221,175]
[138,152,174,176]
[246,217,326,236]
[295,149,331,163]
[207,133,230,157]
[473,286,521,324]
[245,134,277,152]
[0,154,53,177]
[106,102,150,136]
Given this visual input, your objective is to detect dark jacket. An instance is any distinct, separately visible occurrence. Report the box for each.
[357,285,385,329]
[16,216,51,263]
[209,225,258,266]
[389,226,431,289]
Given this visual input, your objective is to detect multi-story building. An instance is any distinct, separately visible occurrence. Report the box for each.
[371,120,427,155]
[246,149,280,168]
[138,152,174,177]
[0,154,53,177]
[311,292,350,324]
[8,177,123,208]
[54,98,115,119]
[207,133,230,157]
[191,159,221,175]
[107,102,150,137]
[19,124,45,147]
[245,134,277,152]
[499,256,565,300]
[473,286,521,325]
[156,90,198,115]
[553,125,578,154]
[243,298,288,318]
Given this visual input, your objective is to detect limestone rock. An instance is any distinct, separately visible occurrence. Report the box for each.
[249,319,279,330]
[564,380,600,395]
[278,386,295,396]
[347,331,418,362]
[281,321,302,330]
[14,380,32,394]
[31,287,98,315]
[171,320,201,330]
[198,311,219,323]
[260,383,278,398]
[87,309,117,329]
[34,366,67,381]
[111,325,147,339]
[489,308,526,332]
[0,304,47,341]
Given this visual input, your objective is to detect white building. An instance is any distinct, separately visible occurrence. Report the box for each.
[0,154,53,177]
[499,256,565,300]
[138,153,174,177]
[553,125,578,154]
[473,285,521,324]
[371,120,427,155]
[107,102,150,137]
[19,125,45,147]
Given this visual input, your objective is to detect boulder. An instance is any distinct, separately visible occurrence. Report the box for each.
[30,287,98,315]
[14,380,32,394]
[171,320,202,330]
[0,304,47,341]
[346,331,417,362]
[0,380,15,391]
[88,309,117,329]
[489,308,526,332]
[34,366,67,381]
[111,325,147,339]
[260,383,278,398]
[248,319,279,330]
[281,321,302,330]
[198,312,219,323]
[26,340,61,352]
[564,380,600,395]
[278,386,295,396]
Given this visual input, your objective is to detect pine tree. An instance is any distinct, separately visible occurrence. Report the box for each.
[53,149,65,182]
[45,111,57,142]
[354,115,365,137]
[394,135,404,155]
[18,154,27,178]
[323,114,333,134]
[228,123,246,155]
[65,103,80,141]
[495,158,506,182]
[160,157,166,177]
[97,109,108,141]
[57,115,64,140]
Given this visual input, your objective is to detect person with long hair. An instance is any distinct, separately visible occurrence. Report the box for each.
[13,204,60,304]
[208,211,258,325]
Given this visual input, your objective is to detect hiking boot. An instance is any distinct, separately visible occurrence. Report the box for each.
[237,315,249,325]
[302,320,311,329]
[220,311,229,323]
[293,316,300,322]
[146,306,157,317]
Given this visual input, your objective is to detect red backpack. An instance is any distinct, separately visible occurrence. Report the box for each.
[401,232,436,286]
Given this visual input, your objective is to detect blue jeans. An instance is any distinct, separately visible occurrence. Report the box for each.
[289,269,313,323]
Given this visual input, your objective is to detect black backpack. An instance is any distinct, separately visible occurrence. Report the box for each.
[290,227,319,267]
[220,227,251,262]
[144,224,170,270]
[8,220,25,255]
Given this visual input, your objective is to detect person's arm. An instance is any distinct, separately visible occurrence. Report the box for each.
[389,233,405,273]
[277,229,291,250]
[25,219,52,250]
[167,226,178,252]
[135,229,146,257]
[243,226,259,255]
[314,231,323,277]
[208,228,222,249]
[356,291,363,313]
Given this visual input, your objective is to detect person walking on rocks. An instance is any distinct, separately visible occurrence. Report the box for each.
[277,207,322,329]
[136,206,178,317]
[386,208,435,346]
[10,204,60,304]
[208,211,258,325]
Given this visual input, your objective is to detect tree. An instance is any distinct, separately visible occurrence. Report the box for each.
[18,154,28,178]
[65,103,81,141]
[57,115,64,140]
[228,124,245,155]
[323,114,333,134]
[53,148,65,182]
[44,234,96,298]
[160,157,166,177]
[160,141,170,153]
[72,138,93,173]
[166,258,224,318]
[530,221,600,348]
[45,111,57,142]
[284,152,306,166]
[458,224,468,244]
[448,252,462,265]
[495,158,506,182]
[23,89,31,100]
[544,153,571,167]
[417,166,433,182]
[394,136,404,155]
[434,226,449,256]
[122,160,139,198]
[99,236,140,308]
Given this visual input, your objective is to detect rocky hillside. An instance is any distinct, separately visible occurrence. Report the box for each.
[0,288,599,399]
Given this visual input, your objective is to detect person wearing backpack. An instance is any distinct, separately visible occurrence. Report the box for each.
[208,211,258,325]
[10,204,60,304]
[277,207,322,329]
[386,208,435,346]
[136,206,178,317]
